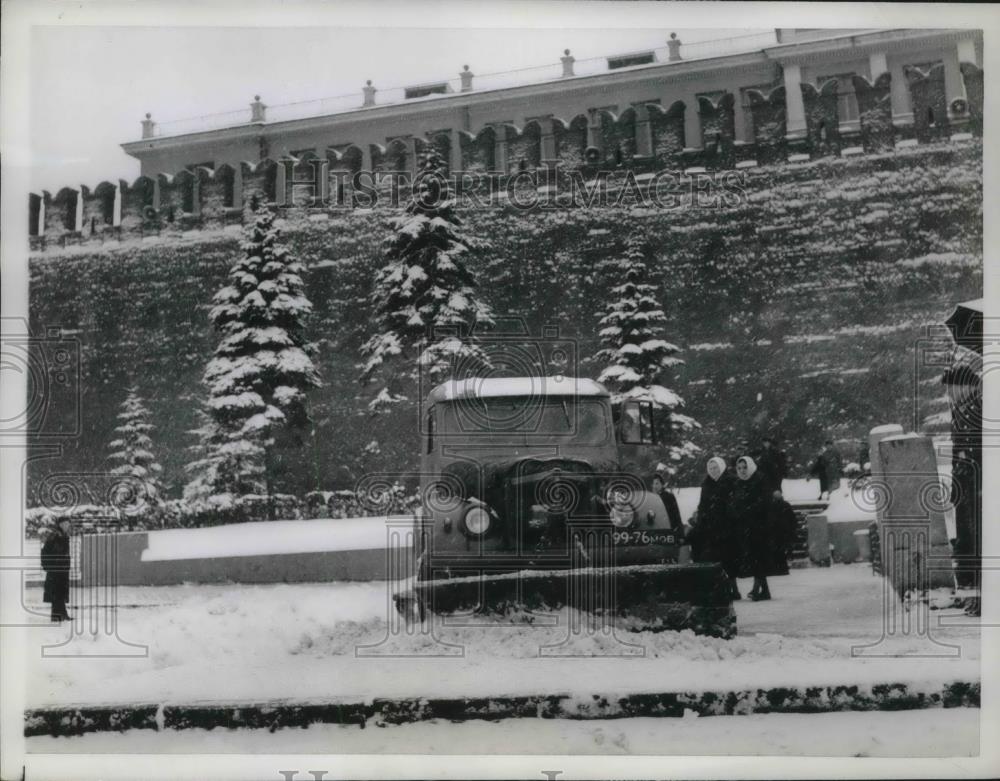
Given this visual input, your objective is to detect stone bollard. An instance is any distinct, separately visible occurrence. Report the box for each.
[868,423,904,480]
[876,432,954,592]
[807,513,831,566]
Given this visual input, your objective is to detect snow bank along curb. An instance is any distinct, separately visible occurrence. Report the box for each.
[78,517,405,586]
[24,680,979,737]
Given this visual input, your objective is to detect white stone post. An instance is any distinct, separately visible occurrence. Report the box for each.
[667,33,682,62]
[362,80,377,108]
[250,95,266,123]
[460,65,474,92]
[943,48,967,109]
[889,60,914,127]
[869,51,888,80]
[782,63,807,139]
[682,92,701,149]
[561,49,575,77]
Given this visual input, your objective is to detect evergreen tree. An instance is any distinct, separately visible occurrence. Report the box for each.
[360,150,493,410]
[184,204,320,510]
[595,233,699,471]
[107,387,166,524]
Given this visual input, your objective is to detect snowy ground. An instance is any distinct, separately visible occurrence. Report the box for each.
[23,565,979,712]
[27,708,979,756]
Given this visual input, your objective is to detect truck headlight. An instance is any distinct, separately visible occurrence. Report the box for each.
[462,506,492,537]
[609,504,634,528]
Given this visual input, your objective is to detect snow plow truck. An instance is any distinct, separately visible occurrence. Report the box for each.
[393,376,736,638]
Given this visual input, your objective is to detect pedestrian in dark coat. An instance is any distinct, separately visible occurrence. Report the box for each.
[689,456,741,599]
[651,473,683,532]
[766,490,799,577]
[809,440,843,499]
[732,456,772,600]
[41,518,73,622]
[756,437,787,495]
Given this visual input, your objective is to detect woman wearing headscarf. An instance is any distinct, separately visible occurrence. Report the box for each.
[688,456,741,599]
[732,456,772,601]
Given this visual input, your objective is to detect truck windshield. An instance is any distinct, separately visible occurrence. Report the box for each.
[437,397,610,445]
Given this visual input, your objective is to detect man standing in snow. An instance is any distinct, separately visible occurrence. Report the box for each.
[755,436,787,495]
[41,518,73,622]
[809,439,843,499]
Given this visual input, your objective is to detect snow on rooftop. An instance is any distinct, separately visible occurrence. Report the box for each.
[141,517,404,561]
[429,376,608,402]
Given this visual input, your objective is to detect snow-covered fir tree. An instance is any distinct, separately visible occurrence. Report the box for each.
[595,233,699,471]
[360,150,493,410]
[184,204,320,510]
[107,387,166,522]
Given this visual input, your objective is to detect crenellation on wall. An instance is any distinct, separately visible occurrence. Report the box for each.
[696,92,736,170]
[852,72,894,153]
[800,79,842,158]
[647,101,686,169]
[239,159,278,213]
[552,115,588,171]
[80,182,117,240]
[598,108,637,168]
[746,85,787,165]
[157,170,199,230]
[29,78,984,250]
[43,188,80,240]
[959,63,983,138]
[459,126,497,173]
[505,121,542,173]
[28,192,42,238]
[195,165,237,228]
[118,176,159,240]
[904,63,950,144]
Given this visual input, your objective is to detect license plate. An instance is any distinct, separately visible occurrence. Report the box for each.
[611,530,677,546]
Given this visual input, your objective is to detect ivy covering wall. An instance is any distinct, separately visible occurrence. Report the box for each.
[28,141,982,499]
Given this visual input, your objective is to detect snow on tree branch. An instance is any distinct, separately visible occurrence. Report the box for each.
[184,204,321,508]
[359,150,494,411]
[595,232,699,471]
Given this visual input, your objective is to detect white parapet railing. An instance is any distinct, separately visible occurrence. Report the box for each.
[149,31,778,139]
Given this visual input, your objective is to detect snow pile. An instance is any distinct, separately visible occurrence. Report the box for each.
[140,516,404,561]
[25,567,980,710]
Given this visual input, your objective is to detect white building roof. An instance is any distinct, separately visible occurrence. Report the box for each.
[427,376,608,403]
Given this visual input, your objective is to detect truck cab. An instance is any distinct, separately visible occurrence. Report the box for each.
[415,376,681,580]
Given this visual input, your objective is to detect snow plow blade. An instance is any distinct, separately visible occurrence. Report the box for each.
[394,563,736,638]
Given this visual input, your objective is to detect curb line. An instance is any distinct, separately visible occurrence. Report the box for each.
[25,680,980,737]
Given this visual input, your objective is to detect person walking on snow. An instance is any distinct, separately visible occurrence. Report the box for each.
[755,436,787,495]
[689,456,741,600]
[732,456,771,601]
[809,439,843,499]
[41,518,73,622]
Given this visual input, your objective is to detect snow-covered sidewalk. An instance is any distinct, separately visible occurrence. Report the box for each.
[24,565,979,710]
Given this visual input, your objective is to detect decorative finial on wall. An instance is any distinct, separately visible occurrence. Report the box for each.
[250,95,267,123]
[667,32,682,62]
[561,48,575,77]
